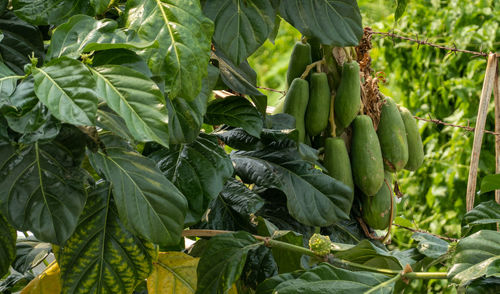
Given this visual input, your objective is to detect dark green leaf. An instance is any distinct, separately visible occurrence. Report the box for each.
[167,65,219,144]
[212,49,267,113]
[91,0,112,15]
[0,12,44,74]
[32,57,98,126]
[124,0,214,100]
[91,64,170,147]
[0,212,16,277]
[12,237,51,274]
[480,174,500,194]
[2,77,60,144]
[395,0,409,21]
[0,142,87,244]
[256,263,392,294]
[203,0,276,65]
[88,138,188,246]
[411,232,449,259]
[214,127,262,151]
[92,49,152,78]
[0,0,7,14]
[242,246,278,289]
[206,96,263,138]
[323,220,366,245]
[59,182,156,293]
[46,15,157,61]
[96,107,134,142]
[279,0,363,46]
[201,178,264,231]
[448,230,500,287]
[12,0,93,25]
[152,134,233,225]
[196,231,261,294]
[257,188,315,243]
[0,61,22,97]
[232,148,353,226]
[462,201,500,236]
[334,240,403,270]
[271,230,304,273]
[466,277,500,294]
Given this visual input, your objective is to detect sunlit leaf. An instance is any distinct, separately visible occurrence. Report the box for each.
[124,0,213,100]
[148,252,198,294]
[32,57,98,126]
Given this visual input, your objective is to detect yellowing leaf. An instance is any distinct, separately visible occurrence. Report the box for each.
[148,252,199,294]
[21,262,61,294]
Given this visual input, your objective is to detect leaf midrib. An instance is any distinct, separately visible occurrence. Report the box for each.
[157,261,195,292]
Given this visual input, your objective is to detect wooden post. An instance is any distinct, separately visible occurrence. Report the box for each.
[494,57,500,204]
[466,53,498,211]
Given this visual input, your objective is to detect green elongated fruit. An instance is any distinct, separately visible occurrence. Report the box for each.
[399,106,424,171]
[351,115,384,196]
[377,97,409,172]
[286,41,312,88]
[361,172,396,230]
[283,78,309,142]
[334,61,360,128]
[305,72,331,136]
[324,137,354,192]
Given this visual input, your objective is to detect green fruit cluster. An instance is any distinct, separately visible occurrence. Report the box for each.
[276,40,424,231]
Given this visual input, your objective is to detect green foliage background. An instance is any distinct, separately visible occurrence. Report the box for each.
[250,1,499,292]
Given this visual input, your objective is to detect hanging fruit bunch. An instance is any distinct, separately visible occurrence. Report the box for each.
[274,29,424,239]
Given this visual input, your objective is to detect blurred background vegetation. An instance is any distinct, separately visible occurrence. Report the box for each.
[249,0,499,292]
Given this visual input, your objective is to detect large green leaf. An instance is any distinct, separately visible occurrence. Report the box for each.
[256,263,392,294]
[462,201,500,236]
[91,64,170,147]
[0,12,44,74]
[411,232,449,259]
[46,15,157,61]
[92,49,153,78]
[278,0,363,46]
[205,96,263,138]
[91,0,113,15]
[257,188,316,243]
[480,174,500,194]
[0,212,16,277]
[231,148,353,226]
[448,230,500,288]
[12,236,51,274]
[212,49,267,114]
[334,240,403,270]
[32,57,98,126]
[242,245,278,289]
[96,107,134,142]
[59,182,157,293]
[0,61,22,97]
[0,142,87,244]
[12,0,93,25]
[167,64,219,144]
[152,134,233,225]
[88,138,188,246]
[269,230,304,274]
[201,178,265,231]
[203,0,276,65]
[196,231,261,294]
[2,77,60,144]
[124,0,214,100]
